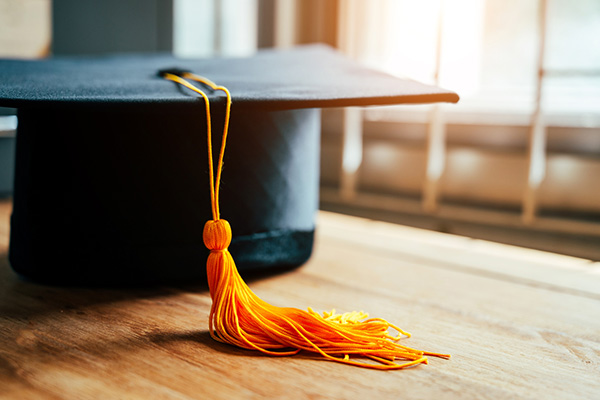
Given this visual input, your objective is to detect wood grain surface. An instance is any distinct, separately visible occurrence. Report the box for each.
[0,199,599,399]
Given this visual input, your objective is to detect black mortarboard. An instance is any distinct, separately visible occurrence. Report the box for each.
[0,45,458,286]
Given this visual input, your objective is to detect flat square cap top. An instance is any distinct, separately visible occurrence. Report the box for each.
[0,45,458,110]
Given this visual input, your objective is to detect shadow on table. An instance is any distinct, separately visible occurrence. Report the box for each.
[0,250,300,320]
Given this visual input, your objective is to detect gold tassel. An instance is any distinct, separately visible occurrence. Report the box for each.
[162,72,449,370]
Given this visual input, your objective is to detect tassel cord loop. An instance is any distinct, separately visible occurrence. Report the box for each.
[162,72,231,221]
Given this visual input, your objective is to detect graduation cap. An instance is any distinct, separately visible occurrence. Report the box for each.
[1,44,459,369]
[0,44,458,286]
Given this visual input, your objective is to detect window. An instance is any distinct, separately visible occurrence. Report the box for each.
[319,0,600,258]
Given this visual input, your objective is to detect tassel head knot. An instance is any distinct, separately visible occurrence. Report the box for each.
[203,219,232,251]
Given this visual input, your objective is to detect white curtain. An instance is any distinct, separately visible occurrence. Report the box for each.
[173,0,258,58]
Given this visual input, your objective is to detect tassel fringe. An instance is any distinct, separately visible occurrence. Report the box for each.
[204,220,449,370]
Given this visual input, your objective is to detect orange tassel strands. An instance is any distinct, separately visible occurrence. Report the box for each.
[162,72,450,370]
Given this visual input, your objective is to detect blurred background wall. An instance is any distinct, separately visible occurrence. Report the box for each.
[0,0,599,258]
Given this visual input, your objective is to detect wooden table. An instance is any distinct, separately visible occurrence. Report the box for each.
[1,199,599,399]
